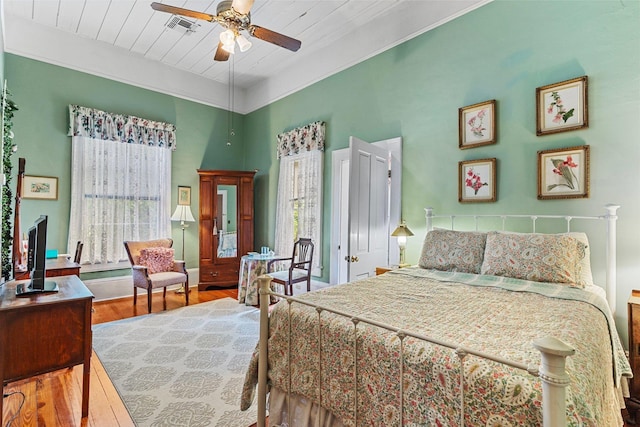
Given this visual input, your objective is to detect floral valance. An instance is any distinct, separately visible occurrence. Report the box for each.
[68,105,177,150]
[276,121,325,159]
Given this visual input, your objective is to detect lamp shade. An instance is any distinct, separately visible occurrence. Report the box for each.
[391,221,414,238]
[171,205,195,223]
[236,33,252,52]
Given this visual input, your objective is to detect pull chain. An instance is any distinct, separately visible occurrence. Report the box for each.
[227,56,235,146]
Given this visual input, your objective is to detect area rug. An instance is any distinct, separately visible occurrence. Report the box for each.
[92,297,261,426]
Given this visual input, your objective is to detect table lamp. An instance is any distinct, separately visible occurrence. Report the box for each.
[391,221,414,267]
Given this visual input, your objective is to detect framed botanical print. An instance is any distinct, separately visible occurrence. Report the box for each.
[459,158,497,203]
[537,145,590,200]
[536,76,588,136]
[459,100,496,149]
[178,186,191,205]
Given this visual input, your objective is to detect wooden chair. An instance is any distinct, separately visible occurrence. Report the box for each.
[73,241,84,264]
[267,238,314,296]
[123,238,188,313]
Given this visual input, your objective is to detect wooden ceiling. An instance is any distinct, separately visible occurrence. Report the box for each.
[2,0,490,112]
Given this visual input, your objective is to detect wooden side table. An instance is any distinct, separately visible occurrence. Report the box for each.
[626,290,640,423]
[376,265,399,275]
[14,257,81,280]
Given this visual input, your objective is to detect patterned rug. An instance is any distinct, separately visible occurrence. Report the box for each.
[92,298,260,426]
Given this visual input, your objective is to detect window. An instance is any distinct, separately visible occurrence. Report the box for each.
[67,105,175,266]
[274,121,325,277]
[274,150,323,276]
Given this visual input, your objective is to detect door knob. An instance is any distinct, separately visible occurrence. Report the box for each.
[344,255,359,263]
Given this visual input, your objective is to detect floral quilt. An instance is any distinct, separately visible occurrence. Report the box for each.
[242,267,631,426]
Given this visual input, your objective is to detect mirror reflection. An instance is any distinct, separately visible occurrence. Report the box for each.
[216,184,237,258]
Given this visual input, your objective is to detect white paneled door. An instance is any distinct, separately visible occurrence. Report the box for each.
[347,136,390,281]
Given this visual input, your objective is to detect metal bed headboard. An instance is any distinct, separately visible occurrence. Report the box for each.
[425,204,620,314]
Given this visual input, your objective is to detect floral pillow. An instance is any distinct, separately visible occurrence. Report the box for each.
[419,229,487,274]
[564,232,594,288]
[139,247,175,274]
[480,231,583,287]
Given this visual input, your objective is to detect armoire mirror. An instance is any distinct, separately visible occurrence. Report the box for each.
[215,184,237,258]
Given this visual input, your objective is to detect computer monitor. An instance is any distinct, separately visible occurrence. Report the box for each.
[16,215,58,296]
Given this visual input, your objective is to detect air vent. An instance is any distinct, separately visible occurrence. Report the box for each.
[165,16,200,34]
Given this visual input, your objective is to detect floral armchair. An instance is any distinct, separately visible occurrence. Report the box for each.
[123,238,188,313]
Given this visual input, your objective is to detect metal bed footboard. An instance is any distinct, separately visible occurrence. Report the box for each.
[256,277,574,427]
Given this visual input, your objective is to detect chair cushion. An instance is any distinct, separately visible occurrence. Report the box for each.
[136,271,187,289]
[139,247,175,274]
[269,269,308,283]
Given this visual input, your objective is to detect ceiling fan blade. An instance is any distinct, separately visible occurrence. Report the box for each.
[150,2,215,22]
[249,26,301,52]
[231,0,254,15]
[214,42,230,62]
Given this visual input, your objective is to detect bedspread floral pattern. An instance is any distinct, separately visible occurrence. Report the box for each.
[242,268,630,426]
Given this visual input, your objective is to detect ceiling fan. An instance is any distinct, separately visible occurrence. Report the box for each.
[151,0,302,61]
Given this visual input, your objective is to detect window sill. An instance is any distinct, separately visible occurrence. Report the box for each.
[80,260,131,273]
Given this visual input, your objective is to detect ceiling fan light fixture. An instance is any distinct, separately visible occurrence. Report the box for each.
[236,33,252,52]
[221,41,235,54]
[219,29,235,45]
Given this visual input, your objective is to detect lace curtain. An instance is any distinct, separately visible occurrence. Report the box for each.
[274,121,324,276]
[67,105,174,265]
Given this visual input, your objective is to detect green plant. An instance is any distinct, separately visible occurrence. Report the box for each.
[1,90,18,281]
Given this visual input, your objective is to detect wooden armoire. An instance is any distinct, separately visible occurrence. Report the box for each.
[197,170,255,290]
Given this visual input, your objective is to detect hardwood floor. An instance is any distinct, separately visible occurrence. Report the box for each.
[2,286,238,427]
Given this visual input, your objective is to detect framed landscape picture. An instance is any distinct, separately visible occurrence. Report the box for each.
[538,145,590,200]
[22,175,58,200]
[459,99,496,149]
[536,76,588,136]
[459,158,497,203]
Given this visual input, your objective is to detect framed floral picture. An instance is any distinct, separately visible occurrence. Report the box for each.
[459,158,497,203]
[178,186,191,205]
[537,145,590,200]
[22,175,58,200]
[536,76,588,136]
[459,100,496,149]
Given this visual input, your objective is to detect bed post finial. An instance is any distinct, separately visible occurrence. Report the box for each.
[425,207,434,232]
[257,274,272,427]
[533,336,575,427]
[605,204,619,315]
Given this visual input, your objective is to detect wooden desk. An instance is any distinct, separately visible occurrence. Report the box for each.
[13,257,81,280]
[0,275,94,424]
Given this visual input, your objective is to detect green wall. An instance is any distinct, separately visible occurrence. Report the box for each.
[243,0,640,338]
[5,54,245,271]
[3,1,640,341]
